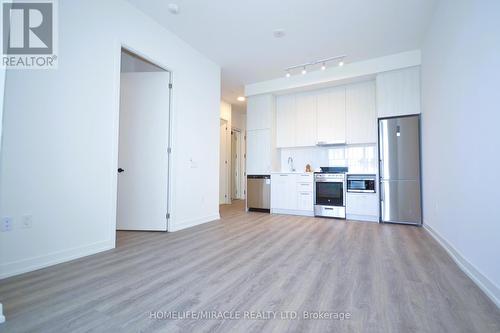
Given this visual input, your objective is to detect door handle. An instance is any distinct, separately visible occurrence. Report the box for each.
[118,168,125,173]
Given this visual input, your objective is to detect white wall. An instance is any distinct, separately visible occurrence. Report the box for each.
[231,111,246,132]
[421,0,500,305]
[0,0,221,278]
[219,101,232,204]
[0,66,4,152]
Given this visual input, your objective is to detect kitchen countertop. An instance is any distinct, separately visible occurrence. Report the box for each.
[271,171,378,175]
[271,171,314,174]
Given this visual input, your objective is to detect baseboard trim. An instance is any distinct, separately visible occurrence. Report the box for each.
[0,240,114,280]
[346,214,379,222]
[271,209,314,217]
[169,214,220,232]
[423,223,500,308]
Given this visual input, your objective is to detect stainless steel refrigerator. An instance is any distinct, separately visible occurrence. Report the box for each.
[378,115,422,225]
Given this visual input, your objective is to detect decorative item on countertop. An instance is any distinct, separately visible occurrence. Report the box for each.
[305,164,312,173]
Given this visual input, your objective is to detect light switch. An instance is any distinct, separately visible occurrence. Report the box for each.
[1,217,13,232]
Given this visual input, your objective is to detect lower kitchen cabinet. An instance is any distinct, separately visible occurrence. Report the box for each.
[271,173,296,210]
[271,173,314,216]
[297,191,314,211]
[346,192,379,222]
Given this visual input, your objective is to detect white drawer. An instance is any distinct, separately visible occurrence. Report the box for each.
[296,173,313,182]
[297,191,314,211]
[296,182,313,192]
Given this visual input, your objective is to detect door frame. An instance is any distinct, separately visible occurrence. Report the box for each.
[112,42,174,242]
[231,128,243,199]
[219,118,230,204]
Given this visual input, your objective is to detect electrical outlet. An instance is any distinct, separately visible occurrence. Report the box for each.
[21,215,33,229]
[1,217,13,232]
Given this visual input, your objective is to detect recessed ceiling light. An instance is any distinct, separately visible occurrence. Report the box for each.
[285,72,291,78]
[168,3,180,14]
[321,63,326,71]
[273,29,286,38]
[301,67,307,75]
[237,96,246,102]
[338,60,344,67]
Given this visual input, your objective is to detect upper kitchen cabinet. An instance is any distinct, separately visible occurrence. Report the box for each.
[276,94,297,148]
[376,66,421,118]
[346,81,377,144]
[246,129,272,175]
[294,92,317,147]
[247,94,275,131]
[316,86,346,145]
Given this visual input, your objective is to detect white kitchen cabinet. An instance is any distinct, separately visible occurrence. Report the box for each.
[271,173,297,209]
[346,192,379,222]
[346,81,377,144]
[297,192,314,211]
[276,94,296,148]
[271,173,313,215]
[376,66,421,118]
[246,129,271,175]
[316,86,346,144]
[294,92,317,147]
[247,94,274,131]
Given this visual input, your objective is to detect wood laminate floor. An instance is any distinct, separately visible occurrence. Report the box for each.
[0,200,499,332]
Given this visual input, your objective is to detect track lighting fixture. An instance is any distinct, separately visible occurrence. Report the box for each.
[284,55,346,77]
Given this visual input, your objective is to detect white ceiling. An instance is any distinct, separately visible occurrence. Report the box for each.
[126,0,437,112]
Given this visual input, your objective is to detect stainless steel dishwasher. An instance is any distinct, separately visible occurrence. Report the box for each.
[246,175,271,212]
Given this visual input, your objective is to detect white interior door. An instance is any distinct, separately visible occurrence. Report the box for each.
[117,72,170,231]
[219,119,228,204]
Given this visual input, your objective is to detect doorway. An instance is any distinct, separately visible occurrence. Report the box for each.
[116,48,172,231]
[231,129,243,200]
[219,119,229,204]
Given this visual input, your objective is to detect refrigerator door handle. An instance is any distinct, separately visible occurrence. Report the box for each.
[378,119,384,179]
[380,182,385,202]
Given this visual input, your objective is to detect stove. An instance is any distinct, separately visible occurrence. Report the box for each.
[314,167,348,218]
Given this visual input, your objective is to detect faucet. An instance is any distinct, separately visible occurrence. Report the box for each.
[287,157,295,172]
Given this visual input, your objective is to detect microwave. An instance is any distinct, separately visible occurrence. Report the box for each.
[347,174,376,193]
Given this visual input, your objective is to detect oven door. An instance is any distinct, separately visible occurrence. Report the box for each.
[315,181,344,206]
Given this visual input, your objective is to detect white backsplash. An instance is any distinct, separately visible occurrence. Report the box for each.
[280,144,378,174]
